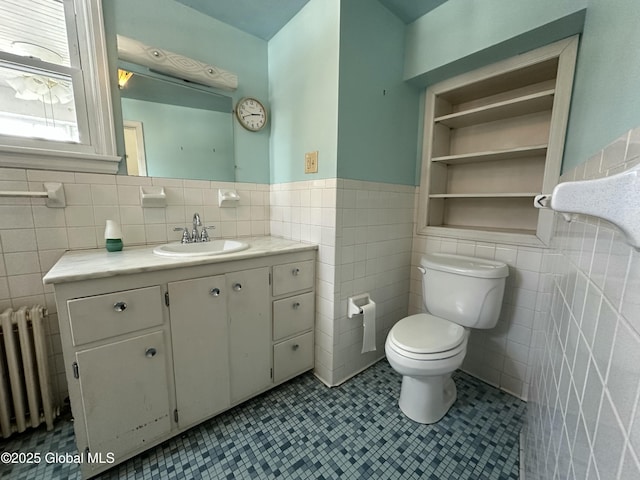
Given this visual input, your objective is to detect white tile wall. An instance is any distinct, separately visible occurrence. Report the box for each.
[525,126,640,480]
[271,179,414,386]
[0,167,270,406]
[273,173,549,395]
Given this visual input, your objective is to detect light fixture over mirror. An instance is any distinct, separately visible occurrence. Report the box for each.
[117,35,237,92]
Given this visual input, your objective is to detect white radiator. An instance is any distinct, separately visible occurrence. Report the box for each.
[0,306,57,438]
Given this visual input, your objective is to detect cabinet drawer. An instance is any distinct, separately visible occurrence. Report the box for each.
[273,292,314,341]
[272,260,314,296]
[273,332,313,384]
[68,286,163,345]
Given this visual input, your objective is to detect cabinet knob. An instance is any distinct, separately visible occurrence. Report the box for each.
[232,283,242,292]
[292,344,299,351]
[209,288,221,296]
[145,347,157,358]
[292,268,300,276]
[292,302,301,310]
[113,301,127,312]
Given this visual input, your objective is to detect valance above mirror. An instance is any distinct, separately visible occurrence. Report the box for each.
[116,35,238,91]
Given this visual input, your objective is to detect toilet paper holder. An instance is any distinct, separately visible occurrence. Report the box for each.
[347,293,372,318]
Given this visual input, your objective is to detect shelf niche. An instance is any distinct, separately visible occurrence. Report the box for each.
[417,36,579,246]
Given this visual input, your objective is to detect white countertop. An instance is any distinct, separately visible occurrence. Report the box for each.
[43,236,318,285]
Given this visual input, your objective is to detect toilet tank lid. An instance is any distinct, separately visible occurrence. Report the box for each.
[420,253,509,279]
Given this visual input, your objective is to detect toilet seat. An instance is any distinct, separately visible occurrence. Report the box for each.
[388,314,467,361]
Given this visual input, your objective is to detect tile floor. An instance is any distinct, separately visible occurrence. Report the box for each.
[1,360,525,479]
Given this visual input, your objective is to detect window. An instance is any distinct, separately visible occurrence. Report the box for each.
[0,0,119,173]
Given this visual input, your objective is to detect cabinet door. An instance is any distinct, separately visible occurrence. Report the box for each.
[169,275,229,428]
[76,331,172,459]
[227,267,271,403]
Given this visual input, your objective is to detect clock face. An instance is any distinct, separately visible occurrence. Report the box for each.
[236,97,267,131]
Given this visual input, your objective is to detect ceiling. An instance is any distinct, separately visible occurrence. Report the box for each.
[174,0,448,41]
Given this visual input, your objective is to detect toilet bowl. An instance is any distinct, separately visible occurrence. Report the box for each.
[385,253,508,424]
[385,313,469,423]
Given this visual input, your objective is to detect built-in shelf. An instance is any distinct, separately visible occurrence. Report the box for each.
[430,225,536,238]
[429,193,538,199]
[434,89,555,129]
[417,36,579,245]
[431,225,537,236]
[431,145,548,165]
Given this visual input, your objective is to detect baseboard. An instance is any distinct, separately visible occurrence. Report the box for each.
[313,354,386,388]
[460,367,528,402]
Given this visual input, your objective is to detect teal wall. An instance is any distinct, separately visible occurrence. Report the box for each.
[121,99,234,181]
[562,0,640,171]
[405,0,589,181]
[406,0,640,173]
[405,0,587,87]
[105,0,270,183]
[336,0,420,186]
[268,0,340,183]
[103,0,640,185]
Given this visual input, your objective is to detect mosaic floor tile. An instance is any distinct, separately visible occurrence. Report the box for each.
[0,360,525,479]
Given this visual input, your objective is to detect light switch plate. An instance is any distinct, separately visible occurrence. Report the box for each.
[305,151,318,174]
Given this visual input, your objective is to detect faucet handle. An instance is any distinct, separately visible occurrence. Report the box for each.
[173,227,190,243]
[200,226,216,242]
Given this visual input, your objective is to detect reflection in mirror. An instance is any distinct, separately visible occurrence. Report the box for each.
[118,63,235,181]
[123,120,147,176]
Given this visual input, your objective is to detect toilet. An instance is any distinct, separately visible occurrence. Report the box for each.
[385,253,509,424]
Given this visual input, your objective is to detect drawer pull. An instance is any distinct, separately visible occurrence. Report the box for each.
[145,347,157,358]
[292,344,299,351]
[113,301,127,312]
[292,268,300,276]
[232,283,242,292]
[292,302,301,310]
[210,288,221,296]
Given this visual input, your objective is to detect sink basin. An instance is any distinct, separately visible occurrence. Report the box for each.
[153,239,249,257]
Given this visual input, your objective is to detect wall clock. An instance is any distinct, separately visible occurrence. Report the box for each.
[235,97,267,131]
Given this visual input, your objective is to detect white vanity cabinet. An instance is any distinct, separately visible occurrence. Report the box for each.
[45,239,316,478]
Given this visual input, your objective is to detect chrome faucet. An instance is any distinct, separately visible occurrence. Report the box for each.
[191,212,201,242]
[173,213,215,243]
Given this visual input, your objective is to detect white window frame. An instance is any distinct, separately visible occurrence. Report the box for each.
[0,0,120,174]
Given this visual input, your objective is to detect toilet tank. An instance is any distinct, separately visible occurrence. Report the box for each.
[420,253,509,329]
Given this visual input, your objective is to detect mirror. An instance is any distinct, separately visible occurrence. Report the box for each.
[118,63,235,181]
